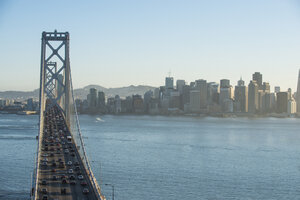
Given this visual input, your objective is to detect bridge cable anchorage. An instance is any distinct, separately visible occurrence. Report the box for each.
[33,30,104,200]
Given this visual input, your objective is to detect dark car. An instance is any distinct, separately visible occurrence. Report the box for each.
[61,188,67,194]
[83,188,89,194]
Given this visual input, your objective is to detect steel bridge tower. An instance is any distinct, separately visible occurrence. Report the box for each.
[33,31,104,200]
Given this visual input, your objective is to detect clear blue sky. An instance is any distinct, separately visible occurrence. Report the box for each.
[0,0,300,92]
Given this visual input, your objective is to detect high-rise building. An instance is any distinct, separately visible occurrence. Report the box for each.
[88,88,97,109]
[97,91,106,113]
[262,82,270,93]
[195,79,207,110]
[277,92,288,113]
[275,86,280,93]
[189,90,201,112]
[248,80,259,113]
[207,82,219,105]
[287,88,292,100]
[176,80,185,94]
[165,77,174,90]
[220,79,230,88]
[288,98,297,114]
[234,78,248,112]
[297,69,300,112]
[252,72,262,89]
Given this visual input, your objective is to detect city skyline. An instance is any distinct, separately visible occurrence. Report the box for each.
[0,1,300,91]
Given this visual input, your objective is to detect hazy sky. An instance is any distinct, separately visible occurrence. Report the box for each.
[0,0,300,92]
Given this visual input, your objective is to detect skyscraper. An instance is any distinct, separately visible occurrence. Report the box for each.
[165,77,174,90]
[248,80,258,113]
[195,79,207,110]
[235,78,248,112]
[277,92,288,113]
[252,72,262,89]
[296,69,300,112]
[88,88,97,109]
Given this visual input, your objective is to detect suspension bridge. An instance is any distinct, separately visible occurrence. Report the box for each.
[31,30,105,200]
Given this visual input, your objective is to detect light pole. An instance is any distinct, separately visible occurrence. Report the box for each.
[105,183,114,200]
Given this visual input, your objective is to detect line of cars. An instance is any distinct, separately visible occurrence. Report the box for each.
[38,105,91,200]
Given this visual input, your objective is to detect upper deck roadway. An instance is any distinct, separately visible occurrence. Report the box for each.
[36,104,99,200]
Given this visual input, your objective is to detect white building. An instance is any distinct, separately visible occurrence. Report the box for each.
[288,99,297,114]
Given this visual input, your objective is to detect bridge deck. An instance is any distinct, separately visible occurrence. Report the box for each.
[36,105,99,200]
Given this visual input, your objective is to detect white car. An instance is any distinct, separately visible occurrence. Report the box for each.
[67,161,72,166]
[68,169,73,174]
[78,175,84,180]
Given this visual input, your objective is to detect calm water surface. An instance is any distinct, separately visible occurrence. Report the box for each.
[1,114,300,199]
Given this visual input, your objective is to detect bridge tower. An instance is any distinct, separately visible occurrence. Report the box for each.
[39,30,71,126]
[33,31,104,200]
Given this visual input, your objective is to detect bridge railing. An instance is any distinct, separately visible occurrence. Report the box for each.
[68,68,104,199]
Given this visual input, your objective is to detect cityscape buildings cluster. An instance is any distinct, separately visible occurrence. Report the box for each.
[76,71,299,117]
[1,71,300,117]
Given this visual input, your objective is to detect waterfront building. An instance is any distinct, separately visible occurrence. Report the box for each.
[275,86,280,93]
[132,94,144,113]
[220,79,230,88]
[144,90,154,112]
[207,82,219,106]
[288,98,297,114]
[169,91,180,109]
[176,80,185,94]
[27,98,34,111]
[97,91,106,113]
[276,92,288,113]
[88,88,97,109]
[297,69,300,112]
[234,78,248,112]
[165,77,174,90]
[252,72,263,89]
[195,79,207,110]
[189,90,201,112]
[262,82,270,93]
[248,80,259,113]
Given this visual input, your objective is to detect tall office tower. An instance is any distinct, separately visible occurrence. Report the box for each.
[248,80,259,113]
[176,80,185,94]
[165,77,174,89]
[252,72,263,89]
[287,88,292,100]
[189,90,201,112]
[220,79,230,88]
[275,86,280,93]
[288,98,297,114]
[88,88,97,109]
[262,82,270,93]
[297,69,300,112]
[154,88,160,99]
[276,92,288,113]
[182,85,191,106]
[97,91,106,112]
[207,82,219,105]
[234,78,248,112]
[195,79,207,110]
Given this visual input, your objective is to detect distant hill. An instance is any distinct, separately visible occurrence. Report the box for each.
[0,85,156,100]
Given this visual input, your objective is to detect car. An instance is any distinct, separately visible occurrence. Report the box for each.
[62,178,67,184]
[80,181,87,186]
[83,188,89,194]
[78,175,84,180]
[42,153,48,157]
[64,149,69,153]
[42,162,47,167]
[52,162,57,167]
[42,195,48,200]
[61,188,67,194]
[71,153,75,157]
[41,180,47,185]
[69,175,75,180]
[68,169,73,174]
[52,175,57,180]
[42,158,48,162]
[75,166,80,171]
[51,168,56,172]
[70,180,76,185]
[41,188,47,194]
[50,153,54,157]
[61,174,67,179]
[67,161,72,166]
